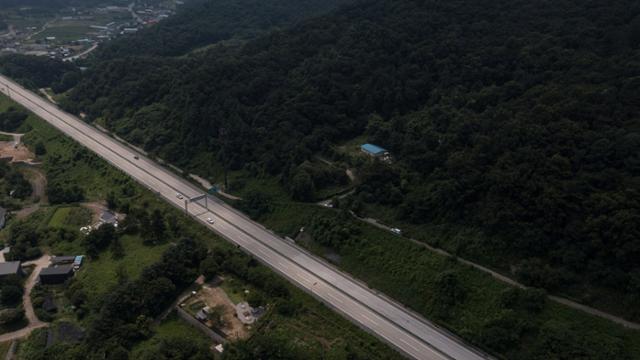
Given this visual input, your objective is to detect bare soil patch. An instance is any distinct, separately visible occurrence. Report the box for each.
[186,284,250,341]
[0,141,36,164]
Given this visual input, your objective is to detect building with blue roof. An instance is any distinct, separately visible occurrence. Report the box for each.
[361,143,389,158]
[73,256,84,268]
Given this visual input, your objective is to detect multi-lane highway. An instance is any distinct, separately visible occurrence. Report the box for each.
[0,74,490,360]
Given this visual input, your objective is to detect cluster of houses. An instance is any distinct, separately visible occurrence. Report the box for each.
[0,0,180,60]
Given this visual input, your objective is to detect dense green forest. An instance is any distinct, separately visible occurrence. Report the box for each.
[56,0,640,319]
[0,55,80,92]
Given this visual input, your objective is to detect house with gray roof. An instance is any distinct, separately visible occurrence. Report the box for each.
[39,265,74,285]
[0,261,23,278]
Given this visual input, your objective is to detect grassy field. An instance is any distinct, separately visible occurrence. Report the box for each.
[48,207,71,228]
[33,25,92,42]
[74,235,170,301]
[48,206,92,229]
[219,275,250,304]
[131,313,211,356]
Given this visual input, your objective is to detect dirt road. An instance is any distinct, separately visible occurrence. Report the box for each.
[20,167,47,203]
[0,255,50,343]
[14,166,47,220]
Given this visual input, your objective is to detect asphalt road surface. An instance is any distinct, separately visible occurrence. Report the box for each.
[0,75,490,360]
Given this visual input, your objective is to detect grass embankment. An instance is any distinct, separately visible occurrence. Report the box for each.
[131,313,211,356]
[250,200,640,359]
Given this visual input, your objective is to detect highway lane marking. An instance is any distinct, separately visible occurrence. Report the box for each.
[326,292,344,304]
[299,274,314,284]
[361,312,380,326]
[399,338,423,353]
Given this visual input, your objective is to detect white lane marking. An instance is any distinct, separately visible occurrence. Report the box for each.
[298,274,313,284]
[361,312,379,326]
[326,292,344,304]
[399,338,422,353]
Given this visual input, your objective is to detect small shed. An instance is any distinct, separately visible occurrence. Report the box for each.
[39,265,74,285]
[51,256,76,266]
[73,256,84,268]
[100,211,117,225]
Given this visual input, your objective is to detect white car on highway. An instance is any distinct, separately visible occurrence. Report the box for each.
[176,193,183,199]
[207,217,215,224]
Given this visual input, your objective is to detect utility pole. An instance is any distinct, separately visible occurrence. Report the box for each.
[219,127,228,191]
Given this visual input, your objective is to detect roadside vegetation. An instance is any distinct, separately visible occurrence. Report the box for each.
[0,94,400,359]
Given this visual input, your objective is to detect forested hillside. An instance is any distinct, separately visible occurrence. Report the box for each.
[94,0,353,58]
[0,55,80,92]
[58,0,640,320]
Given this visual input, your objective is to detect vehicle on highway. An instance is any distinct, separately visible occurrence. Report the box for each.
[207,217,214,224]
[390,227,402,235]
[134,155,139,160]
[176,192,183,199]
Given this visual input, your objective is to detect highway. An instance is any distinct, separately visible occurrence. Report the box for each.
[0,74,490,360]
